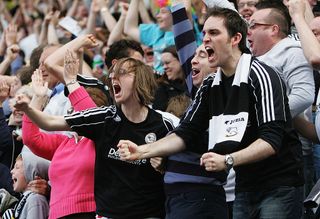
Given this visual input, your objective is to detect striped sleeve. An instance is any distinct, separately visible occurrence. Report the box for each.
[64,105,117,141]
[171,3,197,96]
[173,76,213,150]
[249,60,287,126]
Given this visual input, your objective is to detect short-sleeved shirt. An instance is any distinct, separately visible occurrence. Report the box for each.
[65,106,177,218]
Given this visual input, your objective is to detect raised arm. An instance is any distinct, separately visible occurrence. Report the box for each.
[47,11,60,45]
[44,34,99,83]
[107,2,128,46]
[288,0,320,69]
[99,0,117,32]
[85,0,100,34]
[22,69,64,160]
[124,0,140,42]
[66,0,81,18]
[15,94,70,131]
[0,44,20,75]
[202,0,237,11]
[171,2,197,96]
[138,0,152,24]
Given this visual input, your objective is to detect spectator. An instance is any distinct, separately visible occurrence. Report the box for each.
[22,52,107,218]
[14,57,179,219]
[153,45,187,111]
[124,0,175,73]
[248,1,315,204]
[2,151,49,219]
[118,7,304,219]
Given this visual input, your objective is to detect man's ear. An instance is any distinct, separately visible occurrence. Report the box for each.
[231,32,242,47]
[271,24,281,37]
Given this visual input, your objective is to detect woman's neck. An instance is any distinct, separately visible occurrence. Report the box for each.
[121,103,148,123]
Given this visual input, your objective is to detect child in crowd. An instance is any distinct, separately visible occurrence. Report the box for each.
[2,151,49,219]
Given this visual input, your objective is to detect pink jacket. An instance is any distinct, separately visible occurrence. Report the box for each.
[22,87,97,219]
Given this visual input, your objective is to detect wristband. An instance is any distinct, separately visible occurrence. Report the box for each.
[66,79,77,87]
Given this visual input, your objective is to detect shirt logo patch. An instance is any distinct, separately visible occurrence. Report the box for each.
[145,133,157,143]
[225,127,238,137]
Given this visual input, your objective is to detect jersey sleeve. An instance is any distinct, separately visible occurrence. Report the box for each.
[64,105,117,141]
[172,76,212,151]
[249,60,287,125]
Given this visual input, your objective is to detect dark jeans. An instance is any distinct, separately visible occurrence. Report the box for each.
[165,187,228,219]
[233,186,303,219]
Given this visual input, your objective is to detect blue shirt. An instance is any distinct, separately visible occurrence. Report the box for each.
[139,23,175,74]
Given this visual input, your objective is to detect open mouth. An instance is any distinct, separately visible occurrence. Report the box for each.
[192,68,200,76]
[243,14,251,20]
[205,47,215,60]
[113,84,121,95]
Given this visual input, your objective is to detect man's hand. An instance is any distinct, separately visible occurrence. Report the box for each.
[286,0,306,19]
[5,44,20,61]
[117,140,143,161]
[200,152,226,172]
[75,34,99,50]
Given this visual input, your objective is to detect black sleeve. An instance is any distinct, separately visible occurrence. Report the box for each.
[173,76,212,151]
[258,121,285,153]
[65,105,117,141]
[249,60,287,125]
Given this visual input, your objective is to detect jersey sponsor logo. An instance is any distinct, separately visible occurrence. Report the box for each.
[145,133,157,143]
[225,117,245,125]
[107,148,147,165]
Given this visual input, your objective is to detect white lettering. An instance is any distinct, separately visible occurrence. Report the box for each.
[107,148,147,166]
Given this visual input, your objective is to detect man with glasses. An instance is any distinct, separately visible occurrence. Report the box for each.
[248,2,315,214]
[248,1,314,119]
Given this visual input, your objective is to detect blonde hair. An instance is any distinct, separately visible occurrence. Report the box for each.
[109,57,157,105]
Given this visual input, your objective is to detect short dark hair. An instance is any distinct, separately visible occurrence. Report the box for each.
[16,66,33,85]
[255,1,291,37]
[205,7,250,54]
[30,45,46,70]
[105,39,144,69]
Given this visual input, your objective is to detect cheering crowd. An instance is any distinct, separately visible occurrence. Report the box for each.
[1,0,320,218]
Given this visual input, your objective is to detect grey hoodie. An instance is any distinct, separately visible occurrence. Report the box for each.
[18,151,50,219]
[258,37,315,118]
